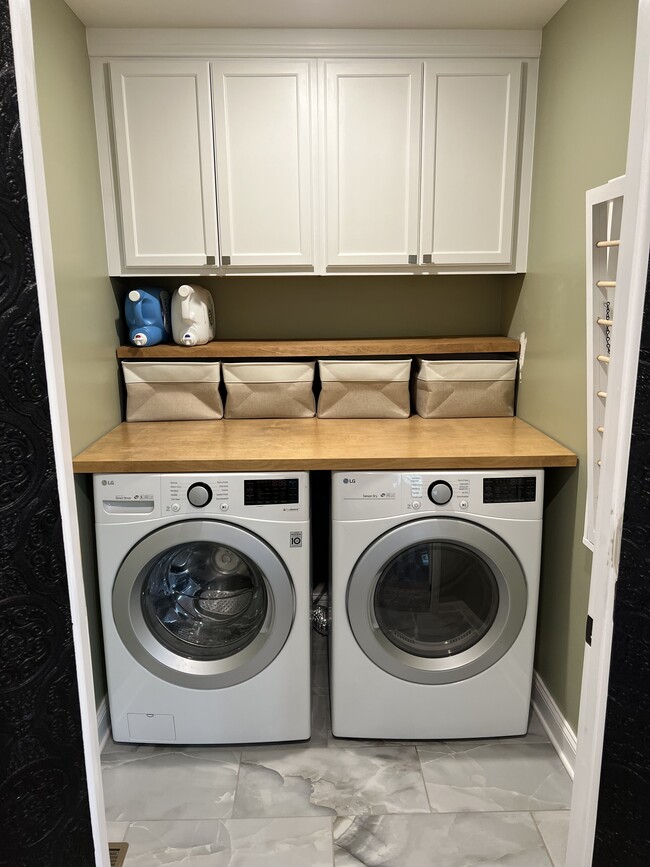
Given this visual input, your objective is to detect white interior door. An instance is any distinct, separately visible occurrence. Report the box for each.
[421,60,522,266]
[324,60,422,268]
[109,60,218,269]
[212,60,314,269]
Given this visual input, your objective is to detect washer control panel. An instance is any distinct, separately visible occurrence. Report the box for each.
[94,473,309,523]
[160,473,308,520]
[166,477,229,515]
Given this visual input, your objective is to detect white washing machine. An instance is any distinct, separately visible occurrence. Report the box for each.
[330,470,544,740]
[94,472,311,744]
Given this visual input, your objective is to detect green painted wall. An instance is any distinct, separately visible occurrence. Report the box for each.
[31,0,122,706]
[502,0,637,729]
[144,275,504,340]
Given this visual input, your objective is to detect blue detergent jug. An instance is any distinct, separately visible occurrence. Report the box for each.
[125,288,171,347]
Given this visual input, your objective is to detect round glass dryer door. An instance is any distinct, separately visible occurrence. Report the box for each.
[113,520,295,689]
[347,517,527,684]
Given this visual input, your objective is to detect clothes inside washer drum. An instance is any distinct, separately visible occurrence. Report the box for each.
[196,584,254,619]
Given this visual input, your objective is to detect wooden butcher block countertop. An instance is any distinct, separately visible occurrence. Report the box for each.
[72,417,577,474]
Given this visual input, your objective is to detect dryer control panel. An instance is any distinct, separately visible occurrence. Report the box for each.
[332,471,543,521]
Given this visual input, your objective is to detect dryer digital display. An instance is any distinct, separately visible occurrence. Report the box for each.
[483,477,537,504]
[244,478,299,506]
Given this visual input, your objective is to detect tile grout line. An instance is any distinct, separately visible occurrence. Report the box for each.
[415,744,435,814]
[230,749,244,820]
[530,810,558,867]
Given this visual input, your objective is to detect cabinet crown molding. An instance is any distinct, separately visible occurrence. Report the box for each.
[87,27,542,59]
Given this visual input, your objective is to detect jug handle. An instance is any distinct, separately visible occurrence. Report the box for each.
[179,285,192,322]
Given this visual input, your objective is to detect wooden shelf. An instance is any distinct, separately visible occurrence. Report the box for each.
[116,336,520,359]
[73,417,576,474]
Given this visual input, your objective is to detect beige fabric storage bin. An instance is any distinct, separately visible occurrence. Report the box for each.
[122,361,223,422]
[317,359,411,418]
[414,358,517,418]
[223,362,315,419]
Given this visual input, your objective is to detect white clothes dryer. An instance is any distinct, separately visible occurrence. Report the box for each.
[330,470,544,740]
[94,472,310,744]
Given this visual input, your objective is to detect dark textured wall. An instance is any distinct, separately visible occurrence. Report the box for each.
[593,258,650,865]
[0,2,94,864]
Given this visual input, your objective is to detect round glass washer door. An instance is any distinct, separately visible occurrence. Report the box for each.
[346,517,527,684]
[113,520,295,689]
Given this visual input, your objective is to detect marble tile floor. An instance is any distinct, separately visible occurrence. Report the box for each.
[102,633,571,865]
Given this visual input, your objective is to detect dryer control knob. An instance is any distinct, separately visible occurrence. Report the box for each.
[187,482,212,508]
[428,481,453,505]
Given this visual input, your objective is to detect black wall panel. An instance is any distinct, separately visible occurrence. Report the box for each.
[593,258,650,865]
[0,2,95,864]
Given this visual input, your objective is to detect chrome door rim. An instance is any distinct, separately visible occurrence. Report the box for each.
[113,520,295,689]
[346,517,527,684]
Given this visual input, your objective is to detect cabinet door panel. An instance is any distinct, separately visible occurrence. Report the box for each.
[212,61,313,268]
[109,61,218,268]
[325,61,422,267]
[422,60,522,266]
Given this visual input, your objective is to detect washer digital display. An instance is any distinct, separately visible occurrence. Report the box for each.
[483,477,537,504]
[244,478,299,506]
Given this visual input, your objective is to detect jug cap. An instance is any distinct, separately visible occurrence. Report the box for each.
[128,290,141,302]
[132,332,148,346]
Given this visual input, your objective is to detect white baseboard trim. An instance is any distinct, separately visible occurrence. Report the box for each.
[532,672,577,779]
[96,695,111,752]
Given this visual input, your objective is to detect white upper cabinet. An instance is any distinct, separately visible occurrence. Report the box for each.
[90,32,538,275]
[211,60,314,269]
[420,60,523,267]
[324,61,423,268]
[108,61,218,269]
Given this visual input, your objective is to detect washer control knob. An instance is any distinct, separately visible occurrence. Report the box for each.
[187,482,212,508]
[171,503,181,513]
[428,481,453,505]
[220,502,229,512]
[412,500,421,510]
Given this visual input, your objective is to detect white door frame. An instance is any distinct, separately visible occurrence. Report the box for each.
[8,0,650,863]
[8,1,110,864]
[567,1,650,863]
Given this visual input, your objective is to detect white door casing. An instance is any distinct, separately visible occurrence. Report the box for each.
[566,2,650,864]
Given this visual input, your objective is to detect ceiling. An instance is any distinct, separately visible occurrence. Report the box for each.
[62,0,569,31]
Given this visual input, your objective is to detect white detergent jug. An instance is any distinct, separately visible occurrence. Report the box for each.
[171,284,215,347]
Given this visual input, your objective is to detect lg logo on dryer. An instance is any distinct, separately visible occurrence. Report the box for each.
[342,478,357,484]
[101,479,115,486]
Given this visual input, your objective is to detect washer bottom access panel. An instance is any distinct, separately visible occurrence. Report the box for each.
[330,470,544,740]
